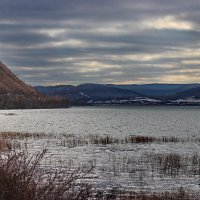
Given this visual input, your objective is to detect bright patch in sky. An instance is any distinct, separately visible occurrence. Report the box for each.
[0,0,200,85]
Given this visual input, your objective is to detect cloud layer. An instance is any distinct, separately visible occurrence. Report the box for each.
[0,0,200,85]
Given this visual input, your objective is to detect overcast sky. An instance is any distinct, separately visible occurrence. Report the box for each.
[0,0,200,86]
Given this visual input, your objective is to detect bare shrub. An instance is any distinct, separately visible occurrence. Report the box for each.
[0,149,93,200]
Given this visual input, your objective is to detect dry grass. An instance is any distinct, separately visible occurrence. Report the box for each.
[118,189,196,200]
[1,132,200,147]
[1,132,200,199]
[94,187,200,200]
[0,140,11,151]
[60,134,190,148]
[0,132,49,140]
[143,152,200,178]
[1,148,199,200]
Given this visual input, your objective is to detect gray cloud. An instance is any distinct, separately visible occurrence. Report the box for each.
[0,0,200,85]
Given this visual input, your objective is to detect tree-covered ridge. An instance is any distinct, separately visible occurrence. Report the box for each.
[0,61,69,109]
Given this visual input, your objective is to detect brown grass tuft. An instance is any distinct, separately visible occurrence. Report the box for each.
[0,140,11,151]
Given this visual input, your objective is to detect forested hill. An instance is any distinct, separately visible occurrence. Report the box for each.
[0,61,69,109]
[0,61,38,96]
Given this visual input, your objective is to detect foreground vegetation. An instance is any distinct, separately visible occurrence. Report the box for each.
[0,133,200,199]
[0,148,93,200]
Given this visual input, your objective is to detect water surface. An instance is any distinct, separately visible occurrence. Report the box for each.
[0,106,200,137]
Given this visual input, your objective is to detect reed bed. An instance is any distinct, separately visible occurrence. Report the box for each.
[1,132,200,199]
[0,147,199,200]
[1,132,200,147]
[0,132,50,140]
[98,187,200,200]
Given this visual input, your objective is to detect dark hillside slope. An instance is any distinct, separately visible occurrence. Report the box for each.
[77,84,141,100]
[0,61,69,109]
[0,61,38,96]
[111,84,200,97]
[172,86,200,99]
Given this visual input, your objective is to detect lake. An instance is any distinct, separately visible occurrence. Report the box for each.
[0,106,200,137]
[1,106,200,193]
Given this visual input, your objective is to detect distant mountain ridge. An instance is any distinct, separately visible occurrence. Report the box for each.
[35,83,200,105]
[110,84,200,97]
[35,84,142,105]
[172,86,200,99]
[5,59,199,107]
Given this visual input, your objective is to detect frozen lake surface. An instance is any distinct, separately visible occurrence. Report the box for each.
[1,106,200,193]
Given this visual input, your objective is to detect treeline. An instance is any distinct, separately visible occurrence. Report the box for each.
[0,94,69,109]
